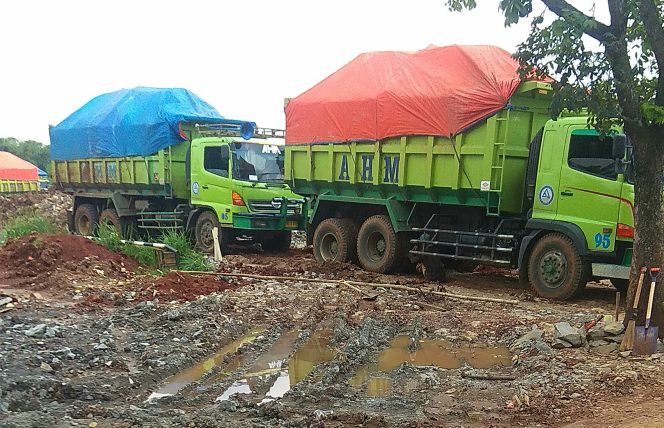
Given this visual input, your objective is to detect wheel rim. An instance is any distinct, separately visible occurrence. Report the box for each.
[319,232,339,261]
[539,250,567,288]
[367,231,386,262]
[199,221,215,249]
[78,215,91,235]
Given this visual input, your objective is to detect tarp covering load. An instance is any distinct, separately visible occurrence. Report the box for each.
[50,87,247,160]
[0,151,38,181]
[286,45,524,145]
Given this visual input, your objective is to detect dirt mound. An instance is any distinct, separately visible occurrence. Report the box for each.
[141,272,240,302]
[0,233,137,279]
[0,191,72,229]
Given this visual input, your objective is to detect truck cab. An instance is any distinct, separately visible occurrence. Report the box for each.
[522,117,633,297]
[187,126,306,253]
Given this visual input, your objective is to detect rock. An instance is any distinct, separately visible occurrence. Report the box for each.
[589,339,610,347]
[552,339,573,349]
[587,326,606,340]
[619,351,632,358]
[554,322,583,347]
[604,321,625,336]
[606,334,624,344]
[570,392,582,399]
[40,362,54,372]
[514,329,544,347]
[534,340,554,355]
[593,343,618,355]
[24,324,47,338]
[45,326,60,338]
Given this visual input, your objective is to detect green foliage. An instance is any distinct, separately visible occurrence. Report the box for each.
[162,230,211,271]
[0,137,51,174]
[96,224,210,272]
[0,210,57,244]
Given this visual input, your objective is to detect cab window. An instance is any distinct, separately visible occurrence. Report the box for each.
[204,146,229,177]
[567,134,616,180]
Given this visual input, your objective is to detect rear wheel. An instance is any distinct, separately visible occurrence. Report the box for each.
[528,233,590,300]
[74,203,99,236]
[313,218,355,263]
[356,215,401,273]
[195,211,229,254]
[261,231,292,253]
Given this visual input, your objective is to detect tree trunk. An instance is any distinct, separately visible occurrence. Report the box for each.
[625,125,664,335]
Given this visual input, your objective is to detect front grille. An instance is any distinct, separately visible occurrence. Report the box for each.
[248,200,299,214]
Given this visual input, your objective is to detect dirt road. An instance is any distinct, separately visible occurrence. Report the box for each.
[2,193,664,427]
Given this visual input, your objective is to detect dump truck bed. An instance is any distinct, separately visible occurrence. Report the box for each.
[285,82,553,215]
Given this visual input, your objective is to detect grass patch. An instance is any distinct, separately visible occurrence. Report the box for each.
[97,223,210,272]
[0,210,57,245]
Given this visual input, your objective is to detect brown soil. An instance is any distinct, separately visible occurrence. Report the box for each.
[0,233,137,280]
[141,271,240,302]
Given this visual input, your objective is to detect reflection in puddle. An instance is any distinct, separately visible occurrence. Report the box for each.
[217,329,337,402]
[146,327,265,401]
[350,335,511,396]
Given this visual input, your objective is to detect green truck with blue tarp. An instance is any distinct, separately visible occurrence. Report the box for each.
[284,45,633,300]
[50,87,305,253]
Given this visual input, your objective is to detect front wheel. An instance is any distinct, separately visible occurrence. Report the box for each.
[74,203,99,236]
[195,211,229,254]
[527,233,590,300]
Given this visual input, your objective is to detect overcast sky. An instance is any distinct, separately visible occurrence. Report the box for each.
[0,1,605,144]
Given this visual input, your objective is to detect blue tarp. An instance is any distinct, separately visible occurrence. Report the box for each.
[50,87,251,160]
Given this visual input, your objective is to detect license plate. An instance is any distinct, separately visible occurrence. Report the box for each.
[286,220,298,229]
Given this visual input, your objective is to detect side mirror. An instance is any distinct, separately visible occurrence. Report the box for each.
[612,135,627,159]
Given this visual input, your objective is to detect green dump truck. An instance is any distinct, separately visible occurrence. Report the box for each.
[285,46,633,299]
[50,87,305,253]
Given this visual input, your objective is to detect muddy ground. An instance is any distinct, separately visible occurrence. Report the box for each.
[2,193,664,427]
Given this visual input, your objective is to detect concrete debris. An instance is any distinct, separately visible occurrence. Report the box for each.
[552,339,573,349]
[24,324,47,338]
[592,343,619,355]
[514,329,544,347]
[587,326,606,340]
[604,321,625,336]
[554,322,583,347]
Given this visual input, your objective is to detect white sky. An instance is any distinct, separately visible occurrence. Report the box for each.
[0,0,607,144]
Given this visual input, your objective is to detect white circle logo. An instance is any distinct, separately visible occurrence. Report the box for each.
[539,185,554,206]
[192,182,200,195]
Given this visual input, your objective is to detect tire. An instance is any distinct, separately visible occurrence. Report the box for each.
[313,218,355,263]
[99,208,121,233]
[421,256,445,281]
[195,211,229,254]
[527,233,590,300]
[356,215,401,273]
[610,278,629,293]
[261,231,292,253]
[74,203,99,236]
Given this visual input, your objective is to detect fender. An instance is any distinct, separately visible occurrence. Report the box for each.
[518,219,591,269]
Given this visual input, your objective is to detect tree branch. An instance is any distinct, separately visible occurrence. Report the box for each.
[638,0,664,105]
[541,0,611,42]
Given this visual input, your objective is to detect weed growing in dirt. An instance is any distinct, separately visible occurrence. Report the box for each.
[96,224,210,272]
[162,230,211,271]
[0,210,57,244]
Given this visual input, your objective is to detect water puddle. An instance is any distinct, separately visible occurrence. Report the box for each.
[146,327,265,401]
[350,335,511,396]
[217,329,337,403]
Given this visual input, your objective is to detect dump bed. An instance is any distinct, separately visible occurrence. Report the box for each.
[285,82,553,215]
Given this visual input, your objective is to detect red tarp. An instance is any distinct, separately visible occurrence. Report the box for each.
[0,151,38,181]
[286,45,524,145]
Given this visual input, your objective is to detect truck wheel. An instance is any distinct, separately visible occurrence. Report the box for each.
[195,211,228,254]
[420,256,445,281]
[74,203,99,236]
[528,233,590,300]
[262,231,292,253]
[99,209,122,234]
[313,218,354,263]
[357,215,399,273]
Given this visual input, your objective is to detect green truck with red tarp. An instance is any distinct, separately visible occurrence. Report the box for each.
[50,87,306,253]
[284,45,633,300]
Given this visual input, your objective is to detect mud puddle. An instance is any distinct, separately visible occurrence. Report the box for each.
[350,335,511,396]
[217,329,337,403]
[147,327,265,401]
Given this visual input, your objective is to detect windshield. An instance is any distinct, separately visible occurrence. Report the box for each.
[231,142,285,183]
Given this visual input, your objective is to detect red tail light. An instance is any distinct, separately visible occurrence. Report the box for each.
[617,223,634,239]
[232,191,245,206]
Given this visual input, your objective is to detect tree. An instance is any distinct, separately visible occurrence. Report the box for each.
[448,1,664,330]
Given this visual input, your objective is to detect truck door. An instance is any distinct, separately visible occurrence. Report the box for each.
[555,129,623,252]
[190,142,233,225]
